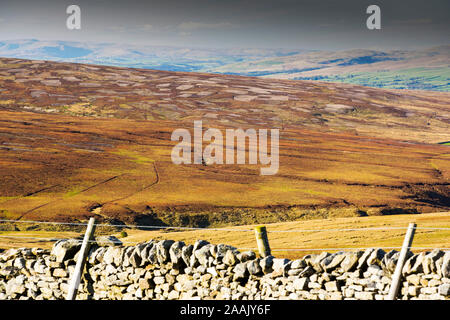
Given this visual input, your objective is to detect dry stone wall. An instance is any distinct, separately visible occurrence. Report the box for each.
[0,238,449,300]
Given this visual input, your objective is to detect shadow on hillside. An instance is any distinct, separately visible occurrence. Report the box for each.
[380,208,420,215]
[133,214,169,230]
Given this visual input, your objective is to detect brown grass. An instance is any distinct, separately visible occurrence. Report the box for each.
[0,57,448,232]
[0,109,448,225]
[1,212,448,260]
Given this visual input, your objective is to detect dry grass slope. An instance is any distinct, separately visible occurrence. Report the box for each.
[0,57,448,234]
[1,212,448,260]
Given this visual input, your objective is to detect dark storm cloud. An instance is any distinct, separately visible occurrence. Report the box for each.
[0,0,448,49]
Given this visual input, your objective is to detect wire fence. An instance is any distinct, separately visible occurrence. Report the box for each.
[2,218,450,232]
[0,218,449,253]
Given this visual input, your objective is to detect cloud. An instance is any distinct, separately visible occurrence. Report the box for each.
[178,31,192,37]
[393,18,433,25]
[178,21,237,31]
[318,23,336,28]
[141,24,153,31]
[107,26,127,32]
[107,24,155,34]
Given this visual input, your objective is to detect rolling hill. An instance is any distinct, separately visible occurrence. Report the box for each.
[0,39,303,72]
[0,57,449,228]
[0,40,448,91]
[211,46,450,91]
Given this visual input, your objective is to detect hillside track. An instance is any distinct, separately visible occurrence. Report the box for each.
[0,57,448,223]
[15,174,126,220]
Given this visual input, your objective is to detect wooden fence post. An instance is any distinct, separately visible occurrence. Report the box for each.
[387,222,416,300]
[254,226,271,258]
[66,217,96,300]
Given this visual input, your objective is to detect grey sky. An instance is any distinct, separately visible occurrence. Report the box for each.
[0,0,448,50]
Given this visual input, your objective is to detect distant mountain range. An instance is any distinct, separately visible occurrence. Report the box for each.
[0,39,304,72]
[214,46,450,92]
[0,39,448,91]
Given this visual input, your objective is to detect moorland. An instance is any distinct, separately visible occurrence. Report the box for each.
[0,57,448,233]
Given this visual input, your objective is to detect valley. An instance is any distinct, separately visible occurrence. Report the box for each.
[0,57,448,229]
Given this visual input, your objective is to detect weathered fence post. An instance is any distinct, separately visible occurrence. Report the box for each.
[387,222,416,300]
[66,217,96,300]
[254,225,271,258]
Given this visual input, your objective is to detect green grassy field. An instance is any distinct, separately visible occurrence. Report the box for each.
[296,67,450,91]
